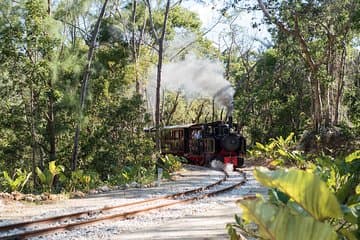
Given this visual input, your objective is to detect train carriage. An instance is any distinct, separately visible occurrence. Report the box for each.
[157,120,246,168]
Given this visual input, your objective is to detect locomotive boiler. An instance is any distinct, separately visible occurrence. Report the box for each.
[159,118,246,168]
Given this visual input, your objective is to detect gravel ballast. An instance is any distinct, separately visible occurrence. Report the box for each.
[0,164,266,240]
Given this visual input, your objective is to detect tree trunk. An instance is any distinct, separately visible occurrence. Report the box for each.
[165,91,180,126]
[46,0,56,162]
[47,0,51,15]
[194,101,205,123]
[150,0,171,151]
[47,89,56,161]
[334,41,347,125]
[30,86,37,186]
[131,0,140,94]
[308,73,322,131]
[71,0,109,171]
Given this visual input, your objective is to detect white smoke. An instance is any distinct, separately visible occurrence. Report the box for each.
[147,54,235,118]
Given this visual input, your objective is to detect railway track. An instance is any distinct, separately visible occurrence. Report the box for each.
[0,168,246,240]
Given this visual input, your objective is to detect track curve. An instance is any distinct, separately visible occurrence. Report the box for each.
[0,168,246,240]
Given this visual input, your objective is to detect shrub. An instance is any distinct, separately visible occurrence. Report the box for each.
[249,132,306,167]
[227,159,360,240]
[36,161,64,192]
[157,154,183,178]
[61,170,101,192]
[1,169,31,192]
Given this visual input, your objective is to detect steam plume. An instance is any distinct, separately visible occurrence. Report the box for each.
[147,54,234,118]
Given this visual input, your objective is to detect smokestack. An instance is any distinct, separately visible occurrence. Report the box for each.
[228,116,233,129]
[212,98,215,122]
[226,101,234,128]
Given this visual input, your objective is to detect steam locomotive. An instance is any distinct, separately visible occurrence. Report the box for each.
[157,117,246,168]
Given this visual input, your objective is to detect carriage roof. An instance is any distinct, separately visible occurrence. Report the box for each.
[144,121,228,132]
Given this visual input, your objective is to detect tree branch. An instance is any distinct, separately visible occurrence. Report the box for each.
[169,15,223,61]
[144,0,159,42]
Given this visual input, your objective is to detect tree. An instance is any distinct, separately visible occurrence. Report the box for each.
[71,0,109,171]
[233,48,310,143]
[144,0,171,151]
[0,0,66,183]
[254,0,358,130]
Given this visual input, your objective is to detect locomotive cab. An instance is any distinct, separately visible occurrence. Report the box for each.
[214,124,229,138]
[203,121,246,168]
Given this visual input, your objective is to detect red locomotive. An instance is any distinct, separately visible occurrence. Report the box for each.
[158,118,246,168]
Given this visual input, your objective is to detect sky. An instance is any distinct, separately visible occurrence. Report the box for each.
[183,1,272,51]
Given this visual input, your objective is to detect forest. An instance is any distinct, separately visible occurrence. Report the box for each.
[0,0,359,238]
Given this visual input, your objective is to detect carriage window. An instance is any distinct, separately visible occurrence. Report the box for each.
[204,139,215,153]
[162,131,170,139]
[206,126,213,135]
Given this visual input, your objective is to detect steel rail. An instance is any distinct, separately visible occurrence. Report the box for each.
[1,170,246,240]
[0,169,230,239]
[0,175,226,232]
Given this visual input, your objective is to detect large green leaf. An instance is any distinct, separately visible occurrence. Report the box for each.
[284,132,295,144]
[48,161,65,175]
[20,172,32,191]
[3,171,13,185]
[36,167,46,184]
[345,150,360,163]
[237,198,338,240]
[254,167,342,220]
[255,142,267,151]
[49,161,57,175]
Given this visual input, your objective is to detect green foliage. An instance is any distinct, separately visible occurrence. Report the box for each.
[111,154,183,185]
[305,151,360,237]
[345,150,360,163]
[230,167,358,239]
[83,95,155,179]
[237,198,338,240]
[310,151,360,204]
[254,167,343,220]
[62,170,100,192]
[162,91,218,125]
[0,0,358,201]
[36,161,64,192]
[115,164,155,185]
[226,214,246,240]
[157,154,183,178]
[1,169,32,192]
[344,70,360,130]
[249,132,305,166]
[0,0,155,194]
[233,48,310,144]
[309,152,360,233]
